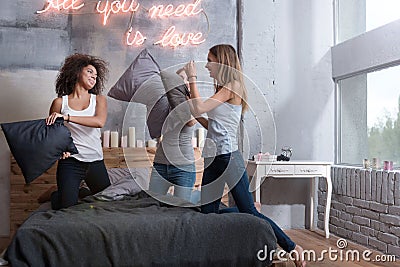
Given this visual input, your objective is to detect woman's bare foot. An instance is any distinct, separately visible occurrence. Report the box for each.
[254,202,261,212]
[293,245,306,267]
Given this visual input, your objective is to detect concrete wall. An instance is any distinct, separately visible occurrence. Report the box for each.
[336,0,366,44]
[241,0,335,229]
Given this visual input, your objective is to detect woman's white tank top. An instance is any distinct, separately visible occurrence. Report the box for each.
[202,102,242,158]
[61,94,103,162]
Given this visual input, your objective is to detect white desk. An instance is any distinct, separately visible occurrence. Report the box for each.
[246,160,332,238]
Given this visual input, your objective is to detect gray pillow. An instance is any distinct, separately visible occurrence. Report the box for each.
[133,73,165,106]
[108,48,161,102]
[94,168,151,200]
[107,49,191,138]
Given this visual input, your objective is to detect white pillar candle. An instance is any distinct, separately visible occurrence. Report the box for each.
[102,130,110,148]
[147,139,157,148]
[128,127,136,147]
[110,131,119,147]
[121,135,128,148]
[136,139,144,148]
[198,128,205,148]
[191,137,197,147]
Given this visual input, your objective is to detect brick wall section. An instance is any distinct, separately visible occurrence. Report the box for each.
[318,167,400,257]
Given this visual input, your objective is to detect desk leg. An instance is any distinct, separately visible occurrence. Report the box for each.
[255,174,261,202]
[324,171,332,238]
[310,177,315,231]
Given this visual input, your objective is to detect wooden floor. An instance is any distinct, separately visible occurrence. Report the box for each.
[1,230,399,266]
[275,229,399,267]
[0,237,10,254]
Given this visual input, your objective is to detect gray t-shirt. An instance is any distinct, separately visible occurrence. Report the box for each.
[154,125,194,165]
[154,102,195,165]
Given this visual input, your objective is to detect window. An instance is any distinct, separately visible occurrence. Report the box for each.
[336,0,400,44]
[333,0,400,167]
[338,67,400,166]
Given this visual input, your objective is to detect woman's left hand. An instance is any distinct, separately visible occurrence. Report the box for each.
[46,112,64,125]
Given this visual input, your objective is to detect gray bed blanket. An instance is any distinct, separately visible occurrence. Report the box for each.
[5,191,277,267]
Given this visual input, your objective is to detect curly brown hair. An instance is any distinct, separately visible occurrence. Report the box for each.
[55,54,109,97]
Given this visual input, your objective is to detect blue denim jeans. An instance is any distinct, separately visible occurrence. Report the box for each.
[149,163,196,202]
[201,150,296,253]
[51,157,110,210]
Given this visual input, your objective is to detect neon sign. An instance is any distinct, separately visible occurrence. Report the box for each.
[126,27,146,46]
[96,0,140,26]
[36,0,206,48]
[148,0,203,19]
[153,26,205,48]
[36,0,85,14]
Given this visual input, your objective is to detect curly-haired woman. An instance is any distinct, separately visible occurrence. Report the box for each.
[45,54,111,210]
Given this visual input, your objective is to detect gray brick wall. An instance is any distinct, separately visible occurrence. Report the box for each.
[318,167,400,258]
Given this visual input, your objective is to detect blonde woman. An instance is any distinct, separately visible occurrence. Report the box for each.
[184,44,306,267]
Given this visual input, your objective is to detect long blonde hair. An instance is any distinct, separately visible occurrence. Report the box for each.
[209,44,248,112]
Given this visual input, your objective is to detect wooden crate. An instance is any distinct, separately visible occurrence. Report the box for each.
[10,157,58,234]
[103,147,156,168]
[9,147,209,236]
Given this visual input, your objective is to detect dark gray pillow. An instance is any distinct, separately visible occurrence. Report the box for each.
[1,118,78,184]
[160,70,191,124]
[145,71,191,138]
[160,70,190,109]
[147,96,170,138]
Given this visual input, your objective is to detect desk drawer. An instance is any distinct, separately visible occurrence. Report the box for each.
[266,165,294,175]
[294,165,326,175]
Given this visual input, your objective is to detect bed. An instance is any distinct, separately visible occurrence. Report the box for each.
[5,171,277,267]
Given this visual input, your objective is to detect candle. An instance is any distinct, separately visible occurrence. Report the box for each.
[198,128,205,148]
[191,137,197,147]
[128,127,136,147]
[384,160,393,171]
[136,139,144,148]
[110,131,119,147]
[121,135,128,148]
[102,130,110,148]
[372,157,379,169]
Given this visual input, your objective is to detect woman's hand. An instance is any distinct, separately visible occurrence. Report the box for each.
[176,67,187,80]
[185,118,197,127]
[60,152,71,160]
[46,112,64,125]
[183,60,197,79]
[177,68,190,88]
